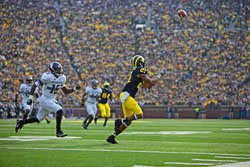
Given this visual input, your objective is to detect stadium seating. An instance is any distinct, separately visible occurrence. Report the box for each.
[0,0,249,108]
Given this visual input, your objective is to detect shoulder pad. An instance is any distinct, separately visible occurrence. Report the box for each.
[59,75,66,83]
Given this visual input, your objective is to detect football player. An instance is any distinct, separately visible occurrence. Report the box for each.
[15,77,50,124]
[94,82,113,127]
[15,77,37,119]
[106,55,166,144]
[82,80,102,129]
[15,62,81,137]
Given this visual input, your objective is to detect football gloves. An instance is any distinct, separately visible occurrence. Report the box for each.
[157,69,166,78]
[27,95,33,105]
[75,85,81,90]
[27,99,32,105]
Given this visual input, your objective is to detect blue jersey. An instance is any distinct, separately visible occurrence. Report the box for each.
[99,88,112,104]
[122,66,147,98]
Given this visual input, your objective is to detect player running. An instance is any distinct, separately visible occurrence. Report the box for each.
[15,62,80,137]
[15,77,37,119]
[94,82,113,127]
[15,77,50,124]
[82,80,102,129]
[106,55,166,144]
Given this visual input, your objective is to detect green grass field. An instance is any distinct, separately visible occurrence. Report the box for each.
[0,119,250,167]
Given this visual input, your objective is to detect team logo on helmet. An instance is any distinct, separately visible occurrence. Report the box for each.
[49,62,63,77]
[132,55,145,68]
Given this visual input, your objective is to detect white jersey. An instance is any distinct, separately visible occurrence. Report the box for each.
[35,72,66,100]
[18,84,38,100]
[85,86,102,103]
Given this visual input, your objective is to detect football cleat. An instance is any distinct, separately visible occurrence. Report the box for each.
[56,131,68,137]
[15,120,23,133]
[114,119,122,133]
[82,124,89,130]
[106,135,118,144]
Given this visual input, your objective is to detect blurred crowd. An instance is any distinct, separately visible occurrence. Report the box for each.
[1,0,249,108]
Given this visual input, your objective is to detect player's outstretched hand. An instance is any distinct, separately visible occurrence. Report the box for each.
[157,69,166,78]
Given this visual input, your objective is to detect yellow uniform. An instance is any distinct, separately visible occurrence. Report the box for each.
[120,66,146,117]
[98,88,112,118]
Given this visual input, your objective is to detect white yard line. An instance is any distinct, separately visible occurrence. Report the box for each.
[123,131,211,135]
[192,159,237,162]
[222,128,250,131]
[133,165,158,167]
[213,161,250,167]
[2,135,250,147]
[164,162,214,166]
[2,146,250,157]
[215,156,250,160]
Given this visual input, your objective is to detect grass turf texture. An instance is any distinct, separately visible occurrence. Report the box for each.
[0,119,249,167]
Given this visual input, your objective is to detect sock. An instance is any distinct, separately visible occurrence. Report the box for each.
[23,117,39,124]
[83,119,87,125]
[114,130,121,136]
[86,119,92,127]
[56,110,63,133]
[123,117,128,122]
[103,117,108,126]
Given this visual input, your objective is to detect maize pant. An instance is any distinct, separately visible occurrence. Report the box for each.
[98,103,111,118]
[120,92,143,118]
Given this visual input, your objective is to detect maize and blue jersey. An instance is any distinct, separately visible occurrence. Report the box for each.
[122,66,147,98]
[99,88,112,104]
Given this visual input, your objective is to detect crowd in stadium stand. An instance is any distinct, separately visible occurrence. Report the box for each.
[1,0,249,112]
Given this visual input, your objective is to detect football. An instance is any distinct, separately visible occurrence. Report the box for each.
[178,9,187,17]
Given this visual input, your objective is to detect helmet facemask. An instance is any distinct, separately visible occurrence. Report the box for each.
[92,80,98,89]
[26,77,33,86]
[49,62,63,77]
[104,82,110,90]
